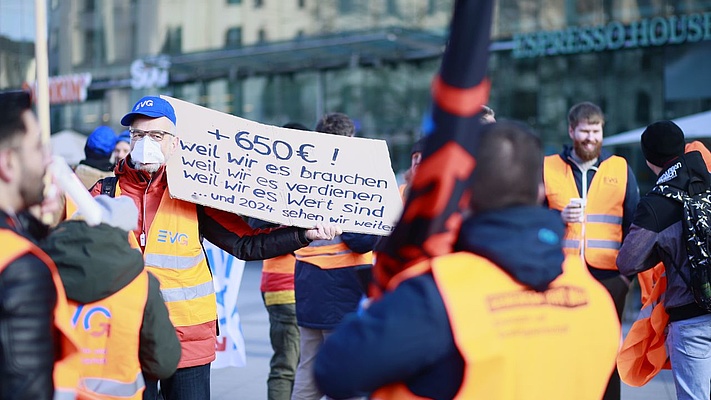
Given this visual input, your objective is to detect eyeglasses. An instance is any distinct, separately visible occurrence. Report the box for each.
[129,128,175,142]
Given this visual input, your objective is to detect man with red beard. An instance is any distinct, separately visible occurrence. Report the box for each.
[543,101,639,400]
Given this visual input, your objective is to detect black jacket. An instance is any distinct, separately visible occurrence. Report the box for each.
[618,151,711,320]
[41,220,182,379]
[0,211,57,400]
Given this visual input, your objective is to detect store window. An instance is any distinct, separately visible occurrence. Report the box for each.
[339,0,354,13]
[226,27,243,48]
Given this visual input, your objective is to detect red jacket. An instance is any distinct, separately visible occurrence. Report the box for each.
[90,157,312,367]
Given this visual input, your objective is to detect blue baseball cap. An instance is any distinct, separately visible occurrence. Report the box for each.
[120,96,177,126]
[85,126,117,157]
[117,130,131,144]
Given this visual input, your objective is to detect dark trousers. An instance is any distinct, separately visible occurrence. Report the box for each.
[599,275,630,400]
[264,298,300,400]
[143,364,211,400]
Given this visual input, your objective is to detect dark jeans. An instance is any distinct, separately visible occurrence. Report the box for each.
[599,275,630,400]
[143,364,211,400]
[263,296,300,400]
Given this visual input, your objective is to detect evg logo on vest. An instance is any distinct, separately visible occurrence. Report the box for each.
[157,230,189,245]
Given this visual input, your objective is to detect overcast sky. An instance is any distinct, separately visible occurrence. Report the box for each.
[0,0,36,41]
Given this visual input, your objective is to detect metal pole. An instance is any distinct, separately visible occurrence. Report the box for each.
[34,0,50,144]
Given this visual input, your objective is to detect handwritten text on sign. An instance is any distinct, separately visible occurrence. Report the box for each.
[163,96,402,235]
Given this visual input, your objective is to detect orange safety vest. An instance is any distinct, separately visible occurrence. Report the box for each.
[373,252,619,400]
[0,230,80,400]
[65,196,78,221]
[544,155,627,270]
[116,183,216,366]
[261,253,296,306]
[69,271,149,400]
[617,265,670,387]
[686,141,711,172]
[295,237,373,269]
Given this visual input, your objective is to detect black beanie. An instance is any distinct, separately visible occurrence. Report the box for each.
[641,120,685,167]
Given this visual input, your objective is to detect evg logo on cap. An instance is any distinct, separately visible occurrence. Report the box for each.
[135,99,154,110]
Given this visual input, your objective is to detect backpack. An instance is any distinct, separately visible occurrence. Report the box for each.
[98,176,118,197]
[652,177,711,312]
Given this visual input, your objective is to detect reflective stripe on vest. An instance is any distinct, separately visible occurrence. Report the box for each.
[373,253,620,400]
[82,373,145,399]
[117,183,216,328]
[295,236,373,269]
[544,155,627,270]
[70,271,148,400]
[0,230,80,400]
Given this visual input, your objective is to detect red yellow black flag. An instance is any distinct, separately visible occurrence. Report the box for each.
[372,0,495,296]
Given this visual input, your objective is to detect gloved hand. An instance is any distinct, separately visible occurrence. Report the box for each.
[72,195,138,232]
[561,199,585,223]
[305,223,343,241]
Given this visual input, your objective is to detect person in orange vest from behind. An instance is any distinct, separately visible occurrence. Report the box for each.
[314,121,620,399]
[0,90,79,400]
[42,195,181,400]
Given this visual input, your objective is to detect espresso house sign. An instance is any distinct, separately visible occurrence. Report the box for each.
[513,12,711,58]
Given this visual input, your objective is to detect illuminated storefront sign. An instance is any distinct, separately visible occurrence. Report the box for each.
[23,73,93,105]
[513,12,711,58]
[130,56,170,90]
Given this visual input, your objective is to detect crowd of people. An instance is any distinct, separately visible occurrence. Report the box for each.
[1,47,709,400]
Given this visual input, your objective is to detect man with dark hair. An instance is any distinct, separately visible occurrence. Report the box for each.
[0,90,78,399]
[90,96,341,400]
[314,112,355,137]
[291,112,379,400]
[314,121,620,399]
[542,101,639,400]
[618,121,711,399]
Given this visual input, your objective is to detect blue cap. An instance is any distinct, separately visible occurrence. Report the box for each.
[120,96,176,126]
[117,130,131,144]
[86,126,117,157]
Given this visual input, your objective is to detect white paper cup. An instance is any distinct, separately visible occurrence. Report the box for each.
[569,198,585,222]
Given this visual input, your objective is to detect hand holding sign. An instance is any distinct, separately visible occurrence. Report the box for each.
[305,223,343,241]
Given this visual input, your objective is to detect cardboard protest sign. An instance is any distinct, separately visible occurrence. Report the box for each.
[163,96,402,235]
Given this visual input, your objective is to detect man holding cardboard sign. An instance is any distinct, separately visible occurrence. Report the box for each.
[90,96,340,400]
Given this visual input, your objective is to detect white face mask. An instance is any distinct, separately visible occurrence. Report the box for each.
[130,137,165,165]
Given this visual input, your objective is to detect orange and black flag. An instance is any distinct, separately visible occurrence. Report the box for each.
[371,0,495,297]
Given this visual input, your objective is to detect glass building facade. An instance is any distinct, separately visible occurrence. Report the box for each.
[2,0,711,180]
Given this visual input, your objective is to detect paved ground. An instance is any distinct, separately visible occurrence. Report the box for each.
[210,261,678,399]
